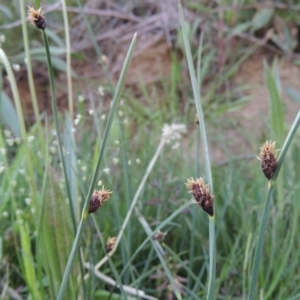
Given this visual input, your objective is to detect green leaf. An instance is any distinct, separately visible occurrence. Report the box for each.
[251,8,274,31]
[229,21,252,38]
[38,172,78,299]
[63,113,79,221]
[0,91,21,137]
[264,60,284,143]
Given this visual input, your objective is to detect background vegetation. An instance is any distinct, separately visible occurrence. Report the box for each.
[0,0,300,299]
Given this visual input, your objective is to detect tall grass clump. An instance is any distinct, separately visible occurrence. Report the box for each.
[1,1,300,299]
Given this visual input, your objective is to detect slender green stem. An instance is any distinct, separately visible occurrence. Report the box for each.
[274,109,300,179]
[207,216,216,300]
[247,185,274,300]
[41,30,77,232]
[178,1,212,189]
[61,0,74,119]
[20,0,41,129]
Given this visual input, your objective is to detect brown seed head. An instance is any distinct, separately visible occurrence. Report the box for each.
[28,7,46,30]
[88,187,112,214]
[258,141,277,180]
[152,231,167,241]
[105,237,117,253]
[186,177,214,216]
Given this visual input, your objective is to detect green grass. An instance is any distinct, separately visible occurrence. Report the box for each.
[0,1,300,299]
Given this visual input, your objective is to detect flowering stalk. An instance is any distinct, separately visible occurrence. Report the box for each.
[248,110,300,300]
[186,178,215,299]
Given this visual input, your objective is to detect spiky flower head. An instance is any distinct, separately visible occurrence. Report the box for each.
[88,187,112,214]
[28,6,46,30]
[258,141,277,180]
[186,178,214,216]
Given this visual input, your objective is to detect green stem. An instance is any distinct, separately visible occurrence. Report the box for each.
[41,30,77,232]
[20,0,41,129]
[247,184,274,300]
[61,0,74,119]
[207,216,216,300]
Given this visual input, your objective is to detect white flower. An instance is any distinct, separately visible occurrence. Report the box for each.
[114,140,120,145]
[78,95,85,102]
[88,109,94,115]
[98,86,105,97]
[2,211,8,217]
[7,138,14,146]
[28,135,34,143]
[0,148,7,155]
[161,123,187,144]
[11,180,17,187]
[171,141,180,149]
[128,160,132,166]
[50,146,56,154]
[103,168,110,175]
[74,114,82,126]
[0,165,5,174]
[81,165,87,172]
[113,157,119,164]
[0,34,5,44]
[12,63,21,72]
[118,110,124,117]
[136,158,141,164]
[16,209,22,215]
[4,130,11,137]
[101,114,106,120]
[24,198,31,205]
[97,180,103,186]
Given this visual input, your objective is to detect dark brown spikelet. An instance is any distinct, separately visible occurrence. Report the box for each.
[258,141,277,180]
[186,178,214,216]
[28,7,46,30]
[88,187,112,214]
[105,237,117,253]
[152,231,167,241]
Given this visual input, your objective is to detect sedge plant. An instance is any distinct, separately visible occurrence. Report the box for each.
[178,2,215,299]
[248,109,300,300]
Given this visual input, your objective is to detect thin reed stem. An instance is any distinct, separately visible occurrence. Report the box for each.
[20,0,41,129]
[61,0,74,119]
[207,216,216,300]
[41,30,77,232]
